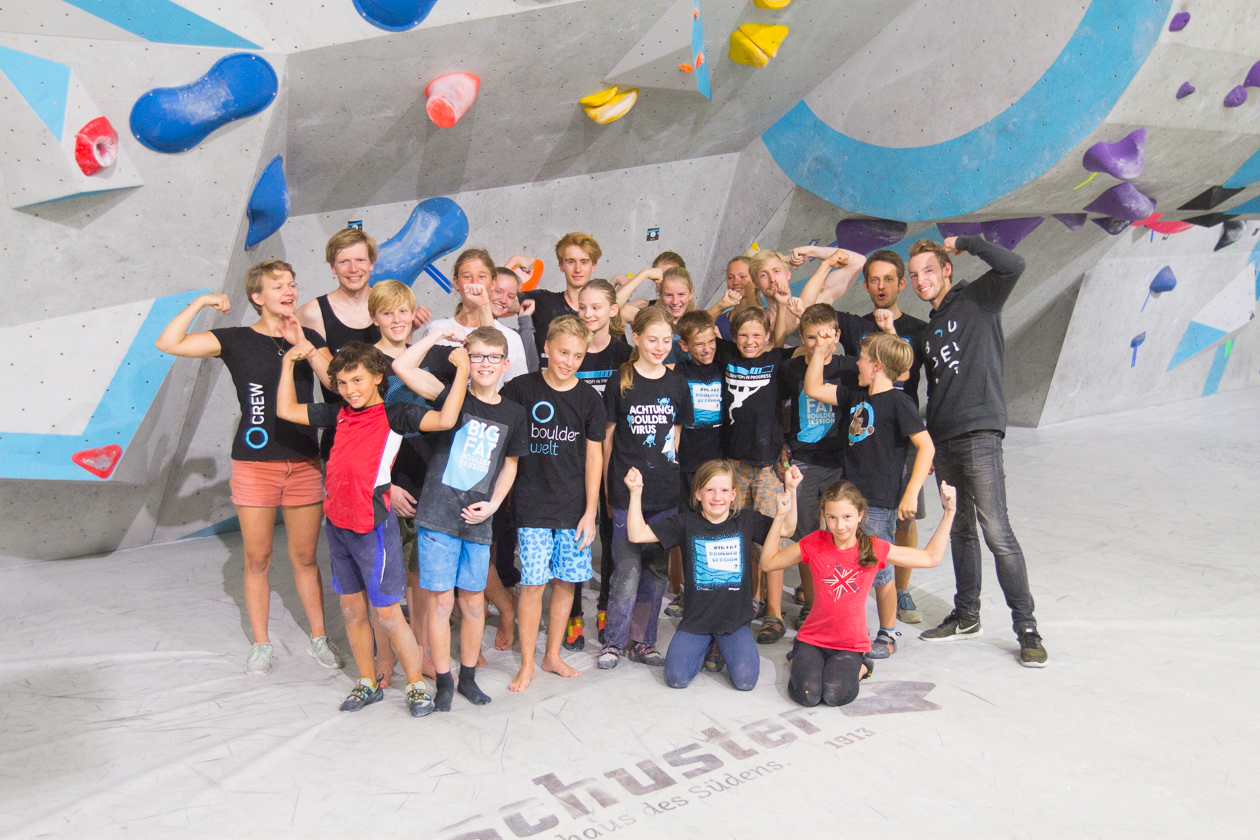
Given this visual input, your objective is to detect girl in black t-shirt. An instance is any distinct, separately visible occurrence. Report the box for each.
[599,307,693,671]
[627,459,801,691]
[155,261,340,678]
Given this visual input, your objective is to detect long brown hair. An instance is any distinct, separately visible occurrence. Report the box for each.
[819,480,877,567]
[618,305,673,396]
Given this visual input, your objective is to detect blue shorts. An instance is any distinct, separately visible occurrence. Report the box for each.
[326,517,406,607]
[863,506,897,587]
[416,527,490,592]
[517,528,592,586]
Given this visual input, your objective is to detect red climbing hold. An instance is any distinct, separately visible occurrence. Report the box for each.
[425,73,481,128]
[75,116,119,176]
[72,444,122,478]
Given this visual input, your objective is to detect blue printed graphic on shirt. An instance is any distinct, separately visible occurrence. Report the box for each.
[441,416,504,492]
[663,425,677,464]
[726,363,774,412]
[691,535,744,589]
[847,401,875,444]
[575,369,615,396]
[688,380,721,426]
[384,374,430,437]
[797,390,835,443]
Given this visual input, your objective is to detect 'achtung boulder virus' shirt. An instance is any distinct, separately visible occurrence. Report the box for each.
[604,367,693,511]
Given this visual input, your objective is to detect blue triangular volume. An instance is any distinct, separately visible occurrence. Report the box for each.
[0,45,71,140]
[692,0,711,100]
[1223,146,1260,189]
[1166,321,1227,370]
[60,0,260,49]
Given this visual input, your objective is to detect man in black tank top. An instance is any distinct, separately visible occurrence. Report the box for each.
[297,228,386,459]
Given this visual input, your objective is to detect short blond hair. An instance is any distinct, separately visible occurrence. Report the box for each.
[325,227,378,266]
[245,260,296,314]
[747,250,789,283]
[862,332,914,380]
[367,280,415,319]
[546,314,593,346]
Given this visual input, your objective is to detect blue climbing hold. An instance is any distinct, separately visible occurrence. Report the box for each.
[245,156,289,250]
[1142,265,1176,311]
[353,0,438,31]
[1130,332,1145,368]
[130,54,277,153]
[370,197,469,289]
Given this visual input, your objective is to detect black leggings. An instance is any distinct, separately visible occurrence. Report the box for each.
[570,484,616,619]
[788,640,865,707]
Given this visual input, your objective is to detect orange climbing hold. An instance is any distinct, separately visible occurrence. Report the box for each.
[522,259,543,291]
[679,63,694,73]
[425,73,481,128]
[695,52,705,68]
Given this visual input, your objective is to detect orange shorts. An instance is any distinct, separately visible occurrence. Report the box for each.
[230,458,325,508]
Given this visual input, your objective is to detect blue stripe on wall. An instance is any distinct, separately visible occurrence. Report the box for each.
[760,0,1171,221]
[1202,339,1232,396]
[61,0,260,49]
[0,290,207,481]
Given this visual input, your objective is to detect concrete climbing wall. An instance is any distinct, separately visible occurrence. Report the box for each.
[1,0,1259,560]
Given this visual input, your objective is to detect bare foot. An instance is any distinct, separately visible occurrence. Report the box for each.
[477,651,488,667]
[541,653,581,679]
[508,664,534,692]
[376,659,396,689]
[495,608,516,651]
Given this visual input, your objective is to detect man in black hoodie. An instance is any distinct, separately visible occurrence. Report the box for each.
[907,236,1046,668]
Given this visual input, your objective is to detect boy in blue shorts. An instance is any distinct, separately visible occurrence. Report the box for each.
[395,327,529,711]
[500,316,606,693]
[278,340,469,715]
[804,332,934,659]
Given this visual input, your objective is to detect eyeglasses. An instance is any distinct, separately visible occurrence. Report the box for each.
[468,353,506,364]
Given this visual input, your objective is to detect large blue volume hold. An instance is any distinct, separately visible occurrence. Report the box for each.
[353,0,438,31]
[245,156,289,250]
[370,197,469,288]
[130,54,278,153]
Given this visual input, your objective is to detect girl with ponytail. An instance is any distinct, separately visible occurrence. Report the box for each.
[598,306,693,670]
[763,480,958,709]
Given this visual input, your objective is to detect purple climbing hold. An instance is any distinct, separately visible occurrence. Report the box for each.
[935,222,982,238]
[1083,182,1156,222]
[1053,213,1088,231]
[1168,12,1190,32]
[1082,129,1145,181]
[834,218,907,255]
[1091,217,1131,236]
[1245,61,1260,89]
[1176,82,1195,99]
[980,217,1043,251]
[1224,86,1248,108]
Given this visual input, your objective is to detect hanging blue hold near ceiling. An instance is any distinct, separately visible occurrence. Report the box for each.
[353,0,439,31]
[130,54,278,153]
[245,157,289,250]
[370,197,469,290]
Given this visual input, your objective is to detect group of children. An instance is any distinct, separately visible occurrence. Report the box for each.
[157,228,969,717]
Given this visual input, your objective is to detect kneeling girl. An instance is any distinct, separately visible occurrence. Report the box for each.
[763,480,957,708]
[625,459,802,691]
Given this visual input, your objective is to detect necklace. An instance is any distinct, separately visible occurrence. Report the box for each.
[270,332,285,357]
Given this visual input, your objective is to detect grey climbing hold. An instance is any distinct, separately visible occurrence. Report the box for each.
[1091,217,1131,235]
[1214,220,1245,251]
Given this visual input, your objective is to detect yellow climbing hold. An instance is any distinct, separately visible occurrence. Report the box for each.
[754,0,792,8]
[729,23,790,67]
[584,88,638,124]
[580,86,619,108]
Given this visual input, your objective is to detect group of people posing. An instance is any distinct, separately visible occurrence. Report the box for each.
[156,225,1046,718]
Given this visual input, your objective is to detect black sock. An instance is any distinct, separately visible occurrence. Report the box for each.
[434,671,455,712]
[457,664,491,706]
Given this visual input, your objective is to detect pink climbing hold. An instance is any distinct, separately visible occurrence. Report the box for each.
[72,444,122,479]
[75,116,119,176]
[425,73,481,128]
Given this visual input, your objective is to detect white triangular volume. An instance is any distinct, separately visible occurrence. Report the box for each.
[603,0,698,93]
[1194,265,1257,334]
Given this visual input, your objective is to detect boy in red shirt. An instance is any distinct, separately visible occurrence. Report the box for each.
[278,340,469,716]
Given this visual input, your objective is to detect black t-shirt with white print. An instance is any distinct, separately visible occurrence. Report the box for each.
[652,508,773,636]
[211,326,326,461]
[781,354,858,466]
[677,356,726,474]
[721,344,787,467]
[520,289,579,360]
[835,310,927,408]
[604,367,693,511]
[574,337,633,397]
[501,372,606,529]
[835,385,925,509]
[415,393,530,545]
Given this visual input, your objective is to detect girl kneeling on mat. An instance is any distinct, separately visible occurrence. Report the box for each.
[625,459,802,691]
[763,479,957,707]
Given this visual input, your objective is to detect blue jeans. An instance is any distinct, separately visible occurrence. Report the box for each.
[933,431,1036,633]
[665,626,759,691]
[605,508,675,649]
[861,506,897,587]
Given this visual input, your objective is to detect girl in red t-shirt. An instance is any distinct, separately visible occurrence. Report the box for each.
[763,479,957,707]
